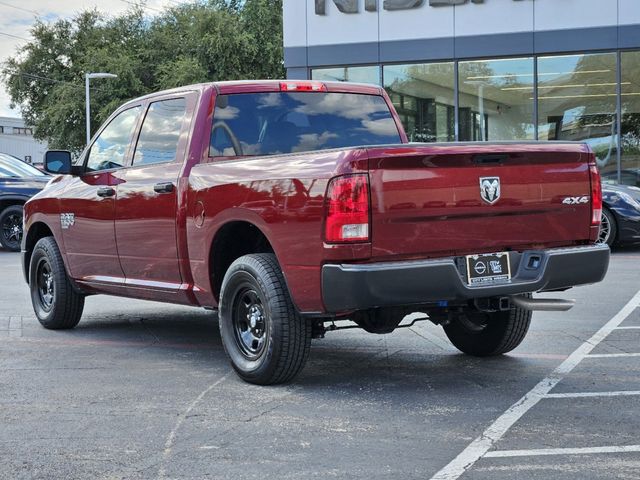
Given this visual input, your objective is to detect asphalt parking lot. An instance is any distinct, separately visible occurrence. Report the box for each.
[1,247,639,480]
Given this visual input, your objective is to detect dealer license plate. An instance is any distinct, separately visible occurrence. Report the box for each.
[466,252,512,286]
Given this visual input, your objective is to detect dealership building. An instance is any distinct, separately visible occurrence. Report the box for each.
[0,116,48,166]
[283,0,640,186]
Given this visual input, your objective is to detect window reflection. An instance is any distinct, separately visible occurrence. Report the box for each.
[621,51,640,187]
[537,53,618,177]
[459,58,534,141]
[384,62,455,143]
[133,98,186,166]
[86,107,141,172]
[311,66,381,85]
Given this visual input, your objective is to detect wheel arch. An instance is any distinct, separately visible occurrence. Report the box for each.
[209,220,277,303]
[22,221,55,284]
[0,195,29,212]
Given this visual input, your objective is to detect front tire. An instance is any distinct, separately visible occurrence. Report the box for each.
[597,208,617,247]
[443,301,532,356]
[0,205,23,252]
[29,237,84,329]
[218,254,312,385]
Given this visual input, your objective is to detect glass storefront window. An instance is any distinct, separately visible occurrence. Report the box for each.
[311,66,381,85]
[458,57,534,142]
[303,51,635,183]
[383,62,455,142]
[621,51,640,187]
[538,53,618,179]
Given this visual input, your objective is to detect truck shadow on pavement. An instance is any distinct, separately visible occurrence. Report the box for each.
[56,310,541,392]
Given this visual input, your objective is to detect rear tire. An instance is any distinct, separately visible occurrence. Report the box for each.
[443,300,532,356]
[0,205,23,252]
[218,253,312,385]
[29,237,84,329]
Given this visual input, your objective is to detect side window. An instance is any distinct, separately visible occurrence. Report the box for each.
[86,106,141,172]
[133,98,187,166]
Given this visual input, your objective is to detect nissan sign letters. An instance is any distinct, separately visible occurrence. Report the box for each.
[315,0,522,15]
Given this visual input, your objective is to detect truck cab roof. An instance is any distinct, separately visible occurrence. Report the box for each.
[119,79,384,109]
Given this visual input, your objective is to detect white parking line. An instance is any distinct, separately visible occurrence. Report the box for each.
[615,326,640,330]
[157,373,230,480]
[429,288,640,480]
[587,353,640,358]
[484,445,640,458]
[544,390,640,398]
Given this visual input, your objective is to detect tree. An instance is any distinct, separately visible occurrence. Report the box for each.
[2,0,285,153]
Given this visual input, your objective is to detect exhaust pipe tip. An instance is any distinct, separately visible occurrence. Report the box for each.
[510,295,575,312]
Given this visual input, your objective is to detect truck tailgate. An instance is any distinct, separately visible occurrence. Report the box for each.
[367,143,594,260]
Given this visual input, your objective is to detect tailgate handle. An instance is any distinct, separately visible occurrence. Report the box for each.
[472,154,508,165]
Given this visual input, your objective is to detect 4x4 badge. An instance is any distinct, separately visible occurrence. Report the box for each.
[480,177,501,204]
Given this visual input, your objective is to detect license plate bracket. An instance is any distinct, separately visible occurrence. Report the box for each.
[466,252,512,286]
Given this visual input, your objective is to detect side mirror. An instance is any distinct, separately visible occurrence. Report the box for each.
[44,150,73,175]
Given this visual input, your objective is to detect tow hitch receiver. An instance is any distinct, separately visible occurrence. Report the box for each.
[510,295,575,312]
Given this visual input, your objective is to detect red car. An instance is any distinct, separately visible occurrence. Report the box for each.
[22,80,609,384]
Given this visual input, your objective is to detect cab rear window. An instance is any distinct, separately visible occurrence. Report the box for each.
[209,92,401,157]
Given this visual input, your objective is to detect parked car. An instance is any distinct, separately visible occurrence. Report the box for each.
[0,153,49,251]
[22,81,609,385]
[599,183,640,246]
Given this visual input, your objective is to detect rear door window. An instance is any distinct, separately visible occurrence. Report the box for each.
[133,98,187,166]
[210,92,401,157]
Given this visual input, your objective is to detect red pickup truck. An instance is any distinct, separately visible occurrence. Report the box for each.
[23,80,609,384]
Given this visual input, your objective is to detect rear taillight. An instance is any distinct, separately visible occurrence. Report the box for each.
[590,164,602,226]
[325,174,370,243]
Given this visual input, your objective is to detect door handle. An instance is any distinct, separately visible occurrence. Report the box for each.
[97,186,115,198]
[153,182,175,194]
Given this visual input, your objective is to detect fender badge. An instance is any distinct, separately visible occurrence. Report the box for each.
[60,213,75,229]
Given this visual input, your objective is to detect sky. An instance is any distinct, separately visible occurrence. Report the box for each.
[0,0,182,118]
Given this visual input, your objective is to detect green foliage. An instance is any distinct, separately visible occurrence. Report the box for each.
[2,0,285,153]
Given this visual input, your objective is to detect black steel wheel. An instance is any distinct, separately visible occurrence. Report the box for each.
[35,257,55,312]
[232,287,269,359]
[29,236,84,329]
[219,253,312,385]
[0,205,23,252]
[444,298,532,356]
[597,208,617,247]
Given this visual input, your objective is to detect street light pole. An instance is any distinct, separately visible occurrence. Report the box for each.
[85,72,118,146]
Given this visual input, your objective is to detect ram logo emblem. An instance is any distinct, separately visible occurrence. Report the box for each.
[480,177,501,204]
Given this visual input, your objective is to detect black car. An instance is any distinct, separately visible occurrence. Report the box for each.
[0,153,49,251]
[599,183,640,247]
